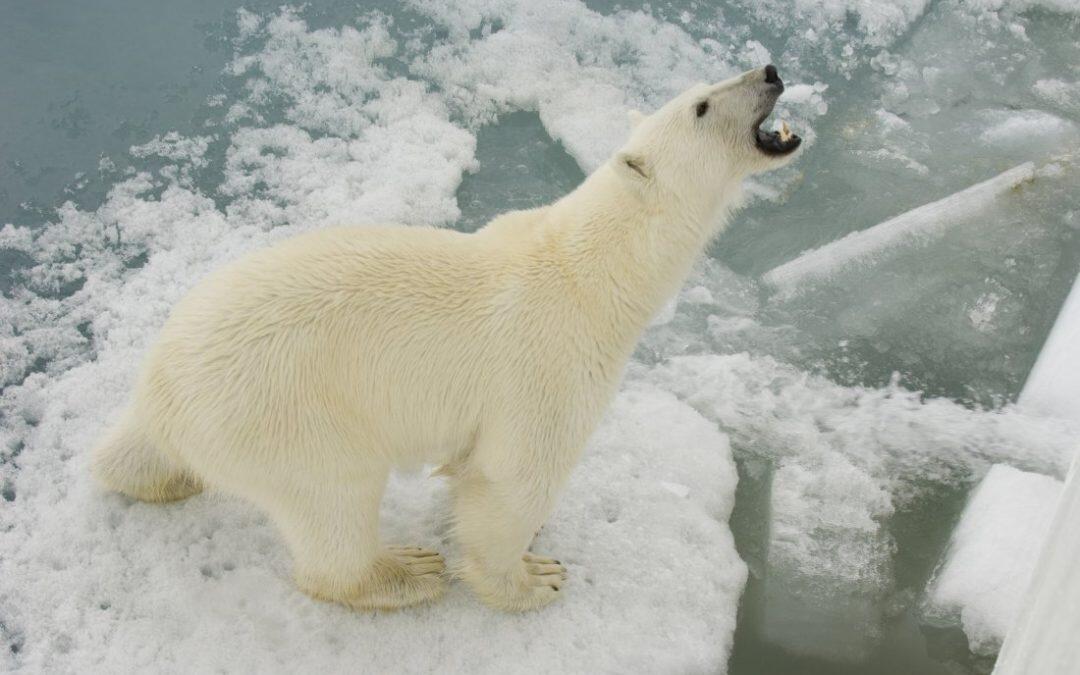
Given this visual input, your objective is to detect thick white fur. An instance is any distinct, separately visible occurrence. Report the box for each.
[92,67,798,611]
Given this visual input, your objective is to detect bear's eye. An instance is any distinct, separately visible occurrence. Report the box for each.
[695,100,709,118]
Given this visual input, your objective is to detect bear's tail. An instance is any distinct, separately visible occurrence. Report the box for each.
[91,410,202,503]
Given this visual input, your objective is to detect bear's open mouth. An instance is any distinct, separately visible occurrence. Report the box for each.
[753,110,801,156]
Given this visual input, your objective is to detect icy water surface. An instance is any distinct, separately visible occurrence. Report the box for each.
[2,0,1079,673]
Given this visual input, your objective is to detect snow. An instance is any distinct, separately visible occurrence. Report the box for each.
[761,162,1036,296]
[925,464,1063,656]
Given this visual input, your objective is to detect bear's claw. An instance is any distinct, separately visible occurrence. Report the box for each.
[523,552,567,587]
[301,545,446,611]
[461,552,567,611]
[389,546,446,577]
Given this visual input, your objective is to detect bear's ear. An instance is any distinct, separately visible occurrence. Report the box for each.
[616,152,650,181]
[627,109,646,129]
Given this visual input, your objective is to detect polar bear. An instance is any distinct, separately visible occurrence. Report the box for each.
[92,65,801,612]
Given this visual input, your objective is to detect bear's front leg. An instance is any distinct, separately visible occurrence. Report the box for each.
[451,466,569,612]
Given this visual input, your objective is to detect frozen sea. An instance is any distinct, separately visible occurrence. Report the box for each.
[1,0,1079,673]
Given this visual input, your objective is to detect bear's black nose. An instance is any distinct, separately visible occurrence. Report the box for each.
[764,64,779,84]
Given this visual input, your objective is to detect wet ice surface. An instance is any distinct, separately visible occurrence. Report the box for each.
[2,0,1080,673]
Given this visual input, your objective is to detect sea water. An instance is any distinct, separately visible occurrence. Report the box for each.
[1,0,1078,672]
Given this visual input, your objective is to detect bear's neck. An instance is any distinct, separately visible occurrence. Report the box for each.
[546,163,741,351]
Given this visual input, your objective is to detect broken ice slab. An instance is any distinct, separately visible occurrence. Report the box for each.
[996,268,1080,675]
[761,455,894,662]
[1018,270,1080,421]
[993,456,1080,675]
[761,162,1036,296]
[923,464,1063,657]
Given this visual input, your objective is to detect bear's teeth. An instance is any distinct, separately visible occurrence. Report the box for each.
[779,121,793,142]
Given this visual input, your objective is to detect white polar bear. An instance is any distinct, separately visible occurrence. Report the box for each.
[92,65,801,612]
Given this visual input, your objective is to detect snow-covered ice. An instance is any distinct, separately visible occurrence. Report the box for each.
[0,374,745,672]
[924,464,1064,656]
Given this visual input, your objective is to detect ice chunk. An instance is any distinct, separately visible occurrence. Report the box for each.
[976,109,1078,154]
[1034,78,1080,115]
[924,464,1063,656]
[1019,270,1080,421]
[234,7,263,42]
[997,270,1080,673]
[648,353,1078,483]
[994,457,1080,674]
[761,162,1036,296]
[129,132,212,167]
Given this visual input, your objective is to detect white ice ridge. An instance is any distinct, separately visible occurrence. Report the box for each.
[995,268,1080,674]
[993,456,1080,675]
[760,162,1035,295]
[1018,269,1080,421]
[924,464,1063,657]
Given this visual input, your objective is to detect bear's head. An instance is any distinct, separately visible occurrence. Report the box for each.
[615,65,801,206]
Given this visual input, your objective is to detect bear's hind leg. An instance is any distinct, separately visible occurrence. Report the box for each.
[268,469,445,611]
